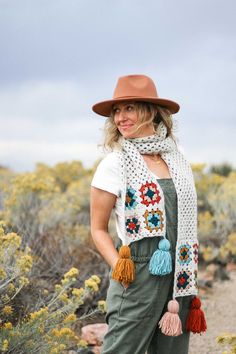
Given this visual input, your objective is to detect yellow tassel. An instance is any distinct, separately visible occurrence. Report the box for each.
[112,245,135,284]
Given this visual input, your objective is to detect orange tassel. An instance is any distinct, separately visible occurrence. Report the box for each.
[112,245,135,284]
[186,296,207,334]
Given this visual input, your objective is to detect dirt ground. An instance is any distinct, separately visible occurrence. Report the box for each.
[189,270,236,354]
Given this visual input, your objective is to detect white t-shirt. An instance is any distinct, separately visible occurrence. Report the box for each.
[91,152,161,242]
[91,152,122,198]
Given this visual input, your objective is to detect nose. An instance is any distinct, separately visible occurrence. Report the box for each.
[117,107,128,121]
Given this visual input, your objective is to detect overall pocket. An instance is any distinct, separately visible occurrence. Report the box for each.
[116,262,156,320]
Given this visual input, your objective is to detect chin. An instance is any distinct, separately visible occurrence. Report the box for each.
[122,132,137,139]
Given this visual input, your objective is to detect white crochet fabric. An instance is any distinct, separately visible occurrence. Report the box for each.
[117,122,199,298]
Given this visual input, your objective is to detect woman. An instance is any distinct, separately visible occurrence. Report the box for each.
[90,74,206,354]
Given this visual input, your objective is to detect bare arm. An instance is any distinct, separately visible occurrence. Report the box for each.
[90,186,120,269]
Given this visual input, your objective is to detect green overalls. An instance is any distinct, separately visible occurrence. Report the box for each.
[102,178,193,354]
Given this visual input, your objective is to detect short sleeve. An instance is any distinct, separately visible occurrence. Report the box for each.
[91,152,122,197]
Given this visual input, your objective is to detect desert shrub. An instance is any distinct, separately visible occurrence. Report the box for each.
[210,162,235,177]
[0,162,94,271]
[208,172,236,242]
[0,161,109,312]
[192,163,225,212]
[219,233,236,263]
[217,333,236,354]
[0,222,105,353]
[192,164,236,266]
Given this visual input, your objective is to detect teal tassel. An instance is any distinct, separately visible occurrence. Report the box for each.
[149,239,172,275]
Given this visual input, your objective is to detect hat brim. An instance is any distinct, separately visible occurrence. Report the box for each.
[92,96,180,117]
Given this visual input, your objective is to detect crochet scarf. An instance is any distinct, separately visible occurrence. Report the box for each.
[115,122,199,299]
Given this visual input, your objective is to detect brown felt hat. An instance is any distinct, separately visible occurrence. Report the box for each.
[92,74,180,117]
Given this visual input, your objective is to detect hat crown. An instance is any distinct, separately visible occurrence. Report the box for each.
[92,74,180,117]
[113,75,159,99]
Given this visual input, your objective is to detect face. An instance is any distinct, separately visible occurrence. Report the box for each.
[112,101,154,139]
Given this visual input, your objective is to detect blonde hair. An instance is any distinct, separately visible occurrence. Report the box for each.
[102,101,176,150]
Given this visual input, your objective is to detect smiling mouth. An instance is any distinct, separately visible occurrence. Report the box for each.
[120,125,134,129]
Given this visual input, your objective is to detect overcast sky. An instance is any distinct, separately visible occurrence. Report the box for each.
[0,0,235,172]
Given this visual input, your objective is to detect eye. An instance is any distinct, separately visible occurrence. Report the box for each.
[112,107,120,114]
[126,104,135,112]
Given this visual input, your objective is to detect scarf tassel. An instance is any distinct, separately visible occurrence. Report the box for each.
[112,245,135,284]
[149,238,172,276]
[186,296,207,334]
[158,299,183,336]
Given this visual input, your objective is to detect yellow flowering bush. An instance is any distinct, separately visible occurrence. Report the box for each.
[198,211,214,242]
[192,163,225,210]
[192,164,236,266]
[98,300,107,313]
[1,305,13,316]
[219,233,236,262]
[208,172,236,241]
[217,332,236,353]
[85,275,101,293]
[1,339,9,352]
[0,222,104,353]
[0,161,95,285]
[200,245,216,263]
[0,224,32,309]
[35,161,87,192]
